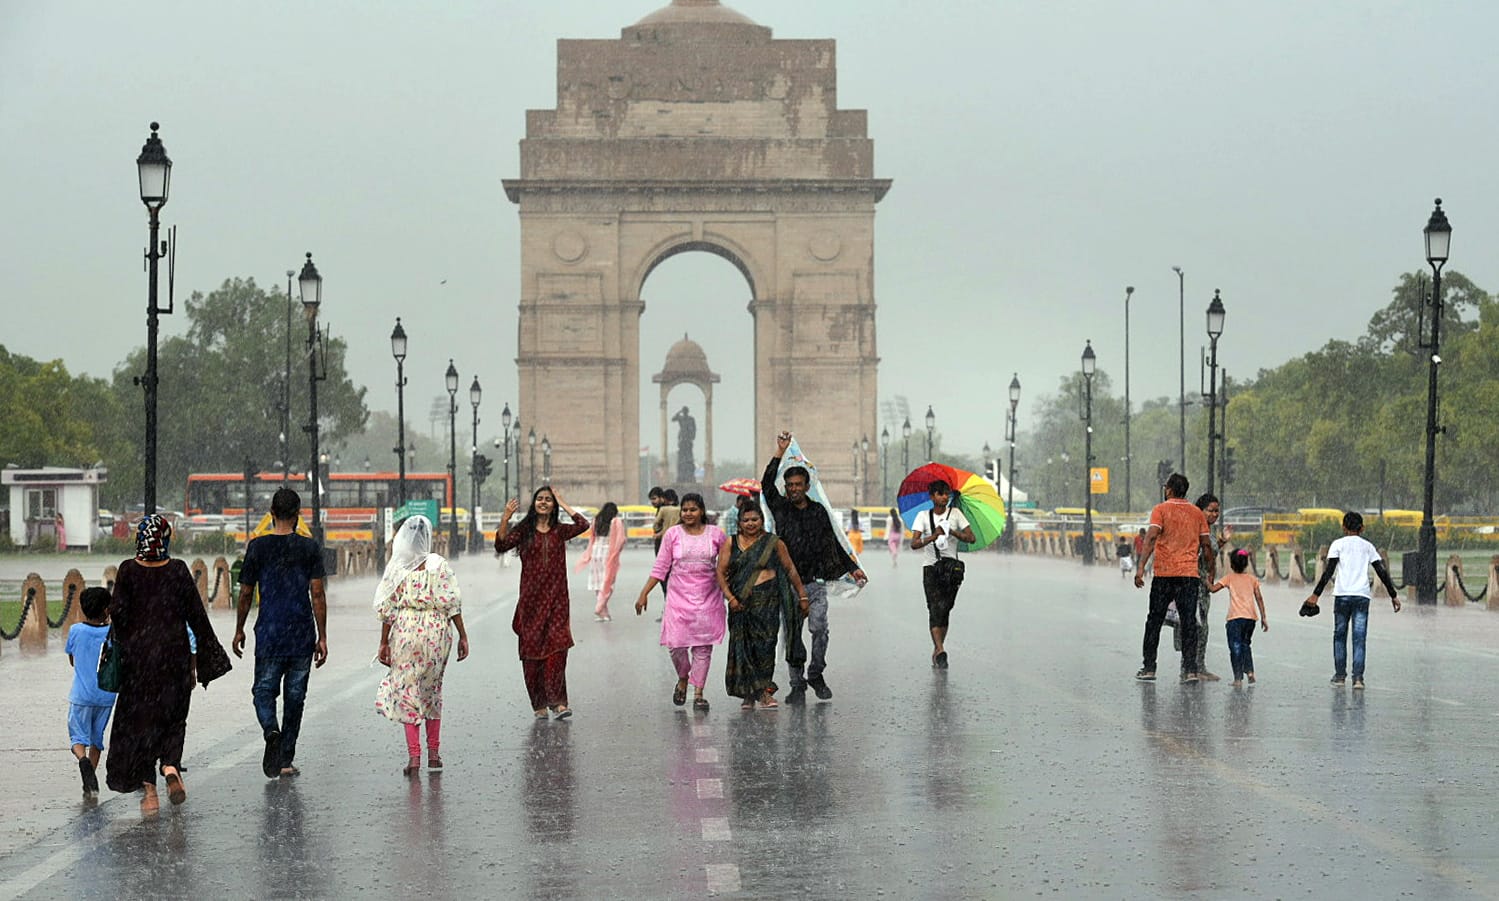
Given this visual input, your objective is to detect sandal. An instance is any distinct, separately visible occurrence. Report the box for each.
[673,679,688,707]
[552,706,573,720]
[403,756,421,778]
[140,784,160,815]
[534,709,549,719]
[162,767,187,805]
[427,754,443,772]
[740,697,756,710]
[692,697,710,712]
[758,692,779,710]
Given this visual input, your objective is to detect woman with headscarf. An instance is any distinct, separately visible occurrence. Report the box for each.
[375,516,468,776]
[574,501,625,622]
[495,485,591,719]
[105,514,231,813]
[717,504,807,709]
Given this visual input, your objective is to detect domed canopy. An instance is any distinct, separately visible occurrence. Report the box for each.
[633,0,759,27]
[654,333,720,384]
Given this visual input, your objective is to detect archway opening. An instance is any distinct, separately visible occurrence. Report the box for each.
[639,250,755,497]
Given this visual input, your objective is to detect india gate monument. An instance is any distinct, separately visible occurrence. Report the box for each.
[503,0,890,504]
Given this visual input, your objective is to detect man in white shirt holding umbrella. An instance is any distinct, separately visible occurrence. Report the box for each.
[908,479,974,668]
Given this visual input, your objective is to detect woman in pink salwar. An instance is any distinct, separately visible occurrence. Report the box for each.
[635,493,727,711]
[574,502,625,621]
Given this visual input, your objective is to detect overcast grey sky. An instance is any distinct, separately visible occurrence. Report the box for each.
[4,0,1497,473]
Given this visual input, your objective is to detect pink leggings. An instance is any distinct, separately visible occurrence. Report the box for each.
[403,720,440,757]
[670,645,713,689]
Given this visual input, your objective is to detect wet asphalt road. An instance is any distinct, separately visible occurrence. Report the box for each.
[4,550,1499,899]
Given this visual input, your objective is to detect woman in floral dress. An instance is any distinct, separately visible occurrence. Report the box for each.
[375,516,469,776]
[635,493,728,711]
[495,485,591,719]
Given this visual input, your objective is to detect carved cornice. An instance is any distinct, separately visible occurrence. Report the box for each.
[503,178,892,204]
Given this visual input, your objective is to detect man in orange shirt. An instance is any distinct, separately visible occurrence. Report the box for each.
[1133,473,1213,682]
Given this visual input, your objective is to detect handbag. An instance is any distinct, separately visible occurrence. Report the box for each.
[928,510,966,591]
[97,627,123,693]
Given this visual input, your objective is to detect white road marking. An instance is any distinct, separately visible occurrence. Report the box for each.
[1431,696,1463,706]
[692,724,711,738]
[696,777,723,799]
[704,863,741,894]
[700,817,731,841]
[695,747,719,763]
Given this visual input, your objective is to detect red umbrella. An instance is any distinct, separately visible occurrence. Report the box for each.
[718,477,762,497]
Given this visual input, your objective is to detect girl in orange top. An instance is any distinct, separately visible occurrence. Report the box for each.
[1210,549,1268,687]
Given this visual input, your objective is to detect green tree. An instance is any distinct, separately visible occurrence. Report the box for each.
[110,277,368,509]
[0,348,126,473]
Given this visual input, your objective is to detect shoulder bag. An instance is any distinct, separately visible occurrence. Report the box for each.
[97,626,123,693]
[928,509,966,592]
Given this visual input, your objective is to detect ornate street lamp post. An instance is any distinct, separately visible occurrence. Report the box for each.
[445,360,460,554]
[859,434,870,507]
[470,376,482,552]
[1204,290,1226,496]
[880,427,891,504]
[924,406,936,460]
[528,427,537,496]
[902,417,912,476]
[282,268,295,484]
[391,319,409,508]
[299,253,325,545]
[1005,373,1021,551]
[1080,341,1097,566]
[542,435,552,484]
[1417,199,1452,605]
[1123,286,1134,513]
[1173,266,1186,478]
[136,123,172,514]
[501,403,513,503]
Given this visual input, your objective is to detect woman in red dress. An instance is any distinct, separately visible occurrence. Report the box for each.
[495,485,591,719]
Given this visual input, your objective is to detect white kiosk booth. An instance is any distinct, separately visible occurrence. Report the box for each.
[2,466,107,551]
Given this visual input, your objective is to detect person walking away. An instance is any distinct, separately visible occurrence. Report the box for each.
[761,430,868,704]
[1133,473,1212,683]
[495,485,591,718]
[64,587,116,797]
[106,515,231,812]
[1302,511,1400,689]
[1210,549,1268,687]
[847,509,865,557]
[575,502,625,621]
[635,494,728,711]
[1117,537,1134,578]
[717,505,807,709]
[375,516,469,776]
[1179,494,1226,681]
[908,480,974,668]
[233,488,328,778]
[886,507,904,567]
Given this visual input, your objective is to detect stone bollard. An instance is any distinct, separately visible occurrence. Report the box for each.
[103,565,118,593]
[21,573,48,650]
[191,558,209,605]
[61,569,86,642]
[211,557,233,609]
[1444,554,1466,606]
[1264,546,1283,583]
[1314,545,1330,587]
[1288,546,1307,587]
[1487,556,1499,612]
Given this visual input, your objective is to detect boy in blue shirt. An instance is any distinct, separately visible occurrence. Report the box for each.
[64,587,116,797]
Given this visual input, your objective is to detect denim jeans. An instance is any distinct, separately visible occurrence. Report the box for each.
[1142,576,1199,674]
[253,655,312,767]
[1225,618,1257,680]
[787,581,829,689]
[1332,595,1371,679]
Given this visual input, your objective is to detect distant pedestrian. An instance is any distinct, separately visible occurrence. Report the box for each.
[106,515,231,812]
[653,488,681,600]
[1117,538,1134,578]
[847,509,865,557]
[496,485,591,719]
[886,507,904,567]
[1302,511,1400,689]
[1210,549,1268,687]
[576,501,625,621]
[908,480,974,668]
[717,505,807,709]
[233,488,328,779]
[1133,473,1213,683]
[375,516,468,776]
[761,430,867,704]
[64,587,116,797]
[635,493,728,711]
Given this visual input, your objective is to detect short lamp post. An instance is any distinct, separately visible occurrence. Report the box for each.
[1417,199,1452,605]
[541,435,552,484]
[902,417,912,475]
[1005,373,1020,551]
[924,406,936,460]
[1123,286,1134,513]
[299,253,325,545]
[500,404,513,503]
[136,123,172,514]
[1080,341,1097,566]
[1204,290,1226,497]
[527,427,537,496]
[391,319,409,508]
[880,427,891,504]
[445,360,460,554]
[469,376,482,553]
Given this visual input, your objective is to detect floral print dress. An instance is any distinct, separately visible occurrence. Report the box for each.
[375,555,461,724]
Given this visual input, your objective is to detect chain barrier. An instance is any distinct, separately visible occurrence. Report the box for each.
[1245,549,1267,579]
[209,568,224,604]
[1452,568,1487,603]
[1294,553,1316,583]
[0,587,37,641]
[46,581,76,629]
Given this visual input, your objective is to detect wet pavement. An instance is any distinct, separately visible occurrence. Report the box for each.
[3,550,1499,898]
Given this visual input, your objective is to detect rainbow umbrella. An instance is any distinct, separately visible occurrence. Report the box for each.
[897,462,1006,551]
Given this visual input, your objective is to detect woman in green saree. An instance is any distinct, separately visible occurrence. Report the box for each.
[716,504,808,710]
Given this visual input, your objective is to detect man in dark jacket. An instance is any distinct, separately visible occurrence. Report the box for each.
[762,431,868,704]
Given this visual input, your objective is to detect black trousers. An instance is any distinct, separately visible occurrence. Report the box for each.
[922,566,957,628]
[1142,576,1199,673]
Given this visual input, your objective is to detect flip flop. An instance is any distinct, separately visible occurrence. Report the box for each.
[673,680,688,706]
[693,697,710,712]
[163,769,186,805]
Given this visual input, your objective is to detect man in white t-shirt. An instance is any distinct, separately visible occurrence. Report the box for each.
[1303,511,1400,689]
[908,479,974,669]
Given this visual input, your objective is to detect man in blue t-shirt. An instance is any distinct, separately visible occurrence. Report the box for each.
[233,488,327,778]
